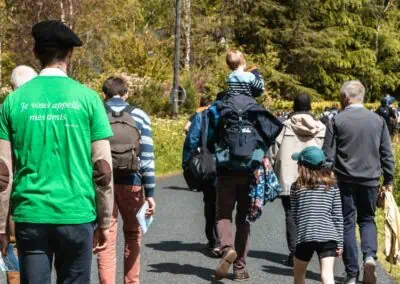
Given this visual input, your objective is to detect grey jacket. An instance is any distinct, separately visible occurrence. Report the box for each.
[322,105,394,186]
[271,113,326,196]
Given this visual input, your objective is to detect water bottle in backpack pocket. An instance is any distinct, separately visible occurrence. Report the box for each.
[105,104,141,175]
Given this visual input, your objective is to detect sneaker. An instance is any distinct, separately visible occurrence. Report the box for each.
[234,270,250,282]
[206,243,222,258]
[215,248,237,280]
[363,256,377,284]
[342,274,357,284]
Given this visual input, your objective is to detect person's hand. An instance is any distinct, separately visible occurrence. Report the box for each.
[382,184,393,192]
[0,233,10,256]
[253,168,261,184]
[146,197,156,218]
[131,185,142,193]
[336,248,343,257]
[92,227,109,254]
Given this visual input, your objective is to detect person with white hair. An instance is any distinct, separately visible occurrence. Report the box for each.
[10,65,38,89]
[4,65,37,284]
[322,80,395,284]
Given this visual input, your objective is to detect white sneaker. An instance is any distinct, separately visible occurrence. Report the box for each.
[342,274,357,284]
[363,256,377,284]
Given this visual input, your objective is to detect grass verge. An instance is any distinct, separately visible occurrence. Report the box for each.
[152,116,187,177]
[376,208,400,281]
[375,144,400,281]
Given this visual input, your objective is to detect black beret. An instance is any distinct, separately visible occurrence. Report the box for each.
[32,20,82,50]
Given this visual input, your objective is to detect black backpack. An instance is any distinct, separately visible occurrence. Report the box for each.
[105,104,141,175]
[184,111,217,186]
[320,115,330,126]
[217,94,261,160]
[377,106,390,121]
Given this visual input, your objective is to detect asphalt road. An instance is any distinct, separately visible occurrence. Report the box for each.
[1,174,396,283]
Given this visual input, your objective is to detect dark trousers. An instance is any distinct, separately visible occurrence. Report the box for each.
[216,173,251,272]
[16,222,94,284]
[281,196,296,255]
[199,182,219,247]
[339,183,378,277]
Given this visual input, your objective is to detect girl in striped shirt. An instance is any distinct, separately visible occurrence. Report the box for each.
[290,146,343,284]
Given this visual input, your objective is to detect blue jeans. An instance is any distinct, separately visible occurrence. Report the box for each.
[339,183,378,277]
[15,222,94,284]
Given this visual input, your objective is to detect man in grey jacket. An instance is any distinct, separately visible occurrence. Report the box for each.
[323,81,395,284]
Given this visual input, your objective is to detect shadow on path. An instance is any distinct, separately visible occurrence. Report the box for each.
[148,263,225,283]
[248,250,287,266]
[162,186,193,191]
[146,241,221,259]
[262,265,344,283]
[146,241,204,253]
[263,265,320,281]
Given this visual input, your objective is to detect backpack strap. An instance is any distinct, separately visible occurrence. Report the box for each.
[104,103,113,113]
[105,103,136,118]
[123,105,136,114]
[200,111,208,151]
[330,116,337,148]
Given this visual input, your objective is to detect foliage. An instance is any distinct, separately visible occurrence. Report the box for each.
[2,0,400,115]
[267,100,379,113]
[227,0,400,101]
[152,117,186,175]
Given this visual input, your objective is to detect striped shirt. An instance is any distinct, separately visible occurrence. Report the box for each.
[106,97,156,197]
[290,185,344,249]
[226,70,264,97]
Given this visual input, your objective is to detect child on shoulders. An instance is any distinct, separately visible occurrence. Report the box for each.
[225,50,264,98]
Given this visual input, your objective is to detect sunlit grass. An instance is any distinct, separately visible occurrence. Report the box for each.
[375,144,400,282]
[153,116,187,177]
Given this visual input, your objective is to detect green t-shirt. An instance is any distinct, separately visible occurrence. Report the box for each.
[0,76,113,224]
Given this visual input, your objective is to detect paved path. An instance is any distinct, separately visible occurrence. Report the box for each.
[1,174,395,283]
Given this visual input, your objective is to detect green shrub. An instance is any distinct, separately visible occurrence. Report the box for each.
[152,117,186,176]
[128,81,171,116]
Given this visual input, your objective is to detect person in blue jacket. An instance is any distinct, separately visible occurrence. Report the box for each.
[182,96,220,257]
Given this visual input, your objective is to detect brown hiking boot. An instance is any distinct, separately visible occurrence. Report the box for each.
[215,248,237,280]
[234,270,250,282]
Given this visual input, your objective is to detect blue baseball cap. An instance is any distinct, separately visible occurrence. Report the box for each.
[291,146,326,168]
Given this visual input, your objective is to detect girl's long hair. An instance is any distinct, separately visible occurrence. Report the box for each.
[295,164,334,190]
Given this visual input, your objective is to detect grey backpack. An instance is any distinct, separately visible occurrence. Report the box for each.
[105,104,141,175]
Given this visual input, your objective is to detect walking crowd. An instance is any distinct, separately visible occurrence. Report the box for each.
[0,20,396,284]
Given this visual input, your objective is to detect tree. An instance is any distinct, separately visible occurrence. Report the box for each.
[183,0,191,70]
[227,0,400,101]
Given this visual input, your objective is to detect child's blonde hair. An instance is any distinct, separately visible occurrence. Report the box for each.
[226,50,246,71]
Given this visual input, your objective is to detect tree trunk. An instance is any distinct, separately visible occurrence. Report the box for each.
[183,0,191,71]
[60,0,66,23]
[375,0,394,57]
[68,0,74,29]
[0,36,2,87]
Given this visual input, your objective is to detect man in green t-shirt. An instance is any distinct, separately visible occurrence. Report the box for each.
[0,20,114,284]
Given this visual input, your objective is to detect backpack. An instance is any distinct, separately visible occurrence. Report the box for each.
[105,104,141,175]
[377,106,390,121]
[215,94,264,171]
[184,111,217,185]
[320,115,329,126]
